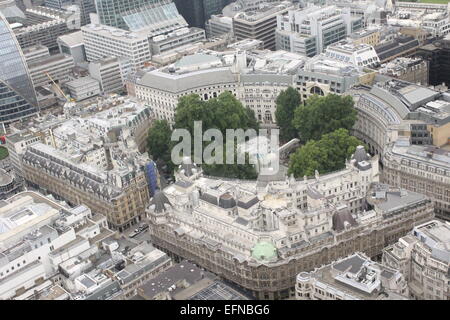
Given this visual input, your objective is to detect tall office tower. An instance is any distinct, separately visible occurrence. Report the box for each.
[94,0,160,30]
[0,12,38,128]
[276,5,363,56]
[44,0,96,26]
[174,0,232,28]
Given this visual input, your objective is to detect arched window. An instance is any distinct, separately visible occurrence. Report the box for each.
[265,110,272,122]
[310,86,324,96]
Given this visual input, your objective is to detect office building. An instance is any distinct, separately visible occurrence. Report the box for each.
[0,12,38,127]
[146,150,434,299]
[296,49,377,102]
[65,76,100,101]
[416,37,450,87]
[149,27,206,56]
[5,130,42,181]
[350,78,450,157]
[137,261,252,300]
[296,252,408,300]
[325,40,380,69]
[88,57,130,94]
[374,35,420,63]
[10,97,155,231]
[26,52,75,88]
[82,24,151,72]
[383,220,450,300]
[64,238,172,299]
[6,6,80,51]
[44,0,96,26]
[348,78,450,219]
[383,140,450,221]
[276,5,363,57]
[173,0,233,28]
[57,31,86,64]
[387,4,450,38]
[94,0,160,30]
[133,49,305,124]
[0,190,110,299]
[378,57,428,86]
[22,44,50,64]
[205,14,233,38]
[238,50,305,124]
[327,0,390,26]
[349,28,381,47]
[134,51,239,122]
[231,0,294,50]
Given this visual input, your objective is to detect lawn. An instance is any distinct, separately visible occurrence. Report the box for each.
[0,146,8,160]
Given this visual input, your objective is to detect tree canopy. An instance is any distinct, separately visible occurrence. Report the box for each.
[202,144,257,180]
[293,94,357,143]
[174,91,259,136]
[156,92,259,179]
[147,119,172,163]
[275,87,301,143]
[288,128,364,178]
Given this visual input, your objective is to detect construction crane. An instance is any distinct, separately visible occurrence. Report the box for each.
[43,71,75,102]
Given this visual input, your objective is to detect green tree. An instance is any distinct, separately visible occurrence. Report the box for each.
[288,140,327,177]
[202,143,257,180]
[293,94,357,143]
[172,92,259,180]
[174,91,258,136]
[275,87,301,142]
[147,120,172,164]
[288,128,364,178]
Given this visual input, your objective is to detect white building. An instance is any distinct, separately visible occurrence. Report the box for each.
[65,76,101,101]
[27,53,75,88]
[88,56,131,94]
[205,14,234,38]
[133,49,305,125]
[276,5,363,57]
[22,45,50,64]
[383,220,450,300]
[134,52,240,123]
[82,24,151,72]
[324,40,380,69]
[296,252,409,300]
[146,147,434,298]
[57,31,86,65]
[0,191,110,300]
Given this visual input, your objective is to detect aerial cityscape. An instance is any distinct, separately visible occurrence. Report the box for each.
[0,0,449,304]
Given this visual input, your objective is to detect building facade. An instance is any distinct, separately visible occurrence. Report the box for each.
[296,252,408,300]
[146,151,434,299]
[94,0,159,30]
[382,220,450,300]
[276,5,363,57]
[233,1,294,50]
[82,24,151,72]
[0,11,38,127]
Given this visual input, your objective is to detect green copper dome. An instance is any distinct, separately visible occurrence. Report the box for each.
[251,241,277,262]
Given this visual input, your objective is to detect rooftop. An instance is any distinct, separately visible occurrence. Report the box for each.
[413,220,450,264]
[301,252,407,300]
[57,30,84,47]
[138,261,208,299]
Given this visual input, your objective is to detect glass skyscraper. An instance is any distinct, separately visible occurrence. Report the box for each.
[94,0,161,30]
[0,12,38,126]
[173,0,233,28]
